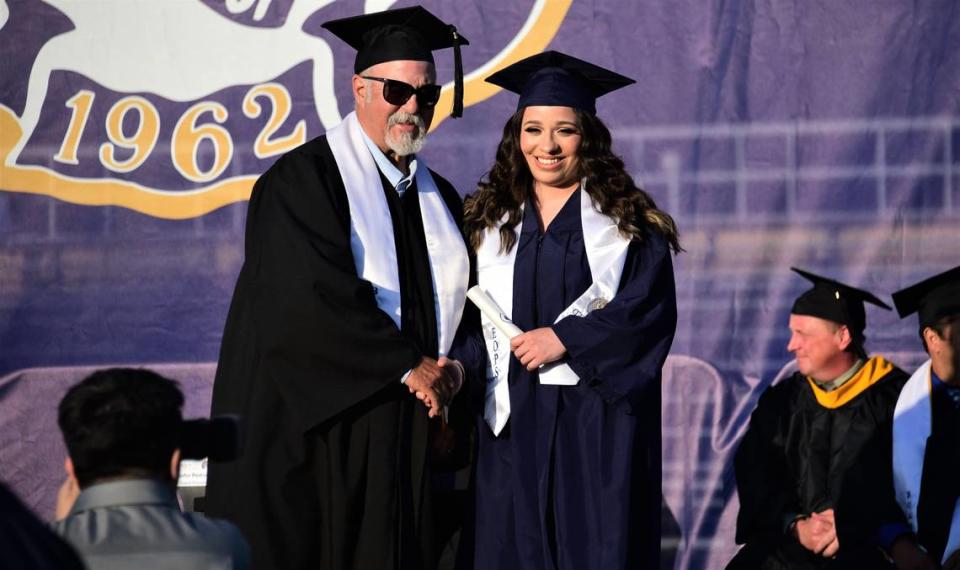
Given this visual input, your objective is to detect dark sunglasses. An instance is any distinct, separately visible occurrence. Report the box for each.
[362,76,442,108]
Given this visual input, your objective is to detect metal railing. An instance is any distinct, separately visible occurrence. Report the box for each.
[616,115,958,223]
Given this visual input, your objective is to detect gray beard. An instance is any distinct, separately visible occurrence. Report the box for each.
[386,112,426,157]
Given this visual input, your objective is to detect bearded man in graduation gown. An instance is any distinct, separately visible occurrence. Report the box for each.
[729,268,909,569]
[204,7,472,570]
[887,265,960,570]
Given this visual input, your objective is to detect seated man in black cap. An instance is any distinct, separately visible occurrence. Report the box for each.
[204,5,472,570]
[886,265,960,570]
[729,268,909,569]
[51,368,250,569]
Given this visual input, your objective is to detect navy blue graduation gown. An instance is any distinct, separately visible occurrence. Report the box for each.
[472,191,677,570]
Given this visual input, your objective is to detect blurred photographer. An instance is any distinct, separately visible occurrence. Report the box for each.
[51,368,250,570]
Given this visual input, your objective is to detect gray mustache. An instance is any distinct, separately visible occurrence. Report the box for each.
[388,112,425,131]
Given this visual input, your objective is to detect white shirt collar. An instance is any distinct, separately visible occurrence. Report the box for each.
[358,126,417,195]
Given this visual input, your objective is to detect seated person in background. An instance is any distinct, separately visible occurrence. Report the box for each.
[0,480,84,569]
[729,268,909,569]
[51,367,250,570]
[887,265,960,570]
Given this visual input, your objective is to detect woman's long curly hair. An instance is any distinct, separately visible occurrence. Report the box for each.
[464,108,682,255]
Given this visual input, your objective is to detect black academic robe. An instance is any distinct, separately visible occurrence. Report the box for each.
[205,135,467,570]
[914,383,960,563]
[469,191,677,570]
[729,363,909,570]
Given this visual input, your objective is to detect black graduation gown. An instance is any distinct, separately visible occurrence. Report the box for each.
[915,383,960,563]
[205,135,466,570]
[729,364,909,569]
[471,191,678,570]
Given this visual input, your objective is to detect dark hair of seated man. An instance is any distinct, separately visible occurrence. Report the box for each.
[58,367,184,488]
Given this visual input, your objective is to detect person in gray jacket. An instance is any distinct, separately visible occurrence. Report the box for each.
[51,368,250,570]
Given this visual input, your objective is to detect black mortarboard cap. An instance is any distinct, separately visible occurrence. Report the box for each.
[790,267,892,333]
[322,6,469,117]
[485,50,635,114]
[892,265,960,330]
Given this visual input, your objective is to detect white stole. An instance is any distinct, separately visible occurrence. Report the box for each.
[475,186,630,435]
[326,111,468,356]
[893,359,960,564]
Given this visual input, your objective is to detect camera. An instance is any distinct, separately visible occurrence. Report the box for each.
[178,415,243,462]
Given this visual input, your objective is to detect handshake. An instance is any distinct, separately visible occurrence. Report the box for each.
[405,356,464,418]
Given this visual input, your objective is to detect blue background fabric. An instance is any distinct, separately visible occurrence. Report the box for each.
[1,1,958,567]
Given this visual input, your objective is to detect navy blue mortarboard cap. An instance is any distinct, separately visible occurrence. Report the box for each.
[892,265,960,330]
[790,267,892,333]
[322,6,469,117]
[485,50,634,114]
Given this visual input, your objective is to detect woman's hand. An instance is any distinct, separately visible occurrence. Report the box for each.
[511,327,566,370]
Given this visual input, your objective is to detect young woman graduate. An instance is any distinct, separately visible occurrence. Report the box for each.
[460,51,682,569]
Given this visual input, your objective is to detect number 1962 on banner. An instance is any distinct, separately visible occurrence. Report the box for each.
[53,83,306,183]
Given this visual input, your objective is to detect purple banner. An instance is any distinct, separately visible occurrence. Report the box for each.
[2,1,959,568]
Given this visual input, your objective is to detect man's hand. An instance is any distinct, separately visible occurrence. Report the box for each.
[812,509,839,557]
[55,474,79,520]
[511,327,566,370]
[794,508,838,556]
[821,535,839,558]
[405,357,450,418]
[892,536,939,570]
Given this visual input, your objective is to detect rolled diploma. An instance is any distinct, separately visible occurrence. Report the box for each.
[467,286,578,386]
[466,286,523,338]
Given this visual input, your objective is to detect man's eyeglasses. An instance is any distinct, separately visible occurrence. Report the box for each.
[362,76,442,108]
